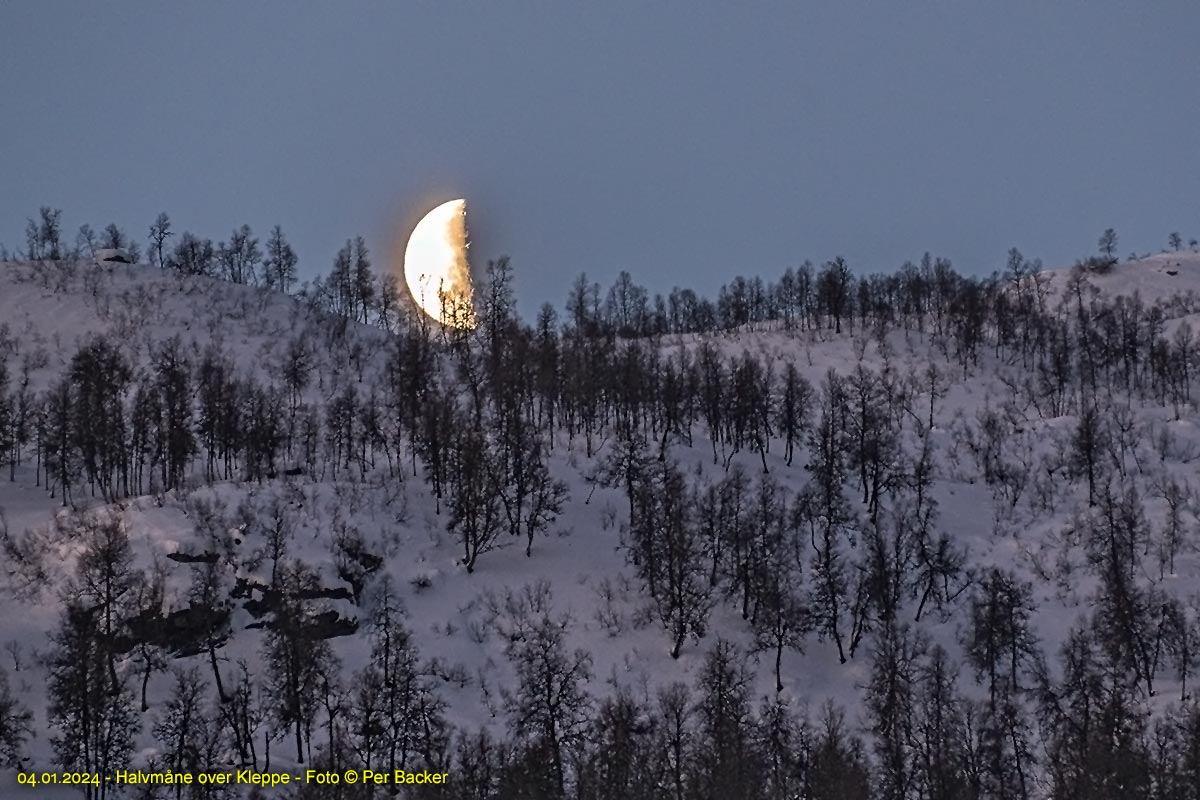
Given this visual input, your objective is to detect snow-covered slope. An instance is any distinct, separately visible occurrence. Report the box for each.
[1,252,1199,797]
[1046,251,1200,306]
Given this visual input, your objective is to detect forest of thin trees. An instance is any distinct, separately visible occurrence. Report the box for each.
[1,209,1200,798]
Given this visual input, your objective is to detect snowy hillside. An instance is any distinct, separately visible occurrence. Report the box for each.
[2,249,1200,799]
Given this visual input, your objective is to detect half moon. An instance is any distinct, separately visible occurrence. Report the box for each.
[403,198,474,328]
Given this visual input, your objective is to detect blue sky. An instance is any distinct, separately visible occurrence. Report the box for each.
[2,1,1198,314]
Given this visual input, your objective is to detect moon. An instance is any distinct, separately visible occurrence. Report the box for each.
[403,198,475,328]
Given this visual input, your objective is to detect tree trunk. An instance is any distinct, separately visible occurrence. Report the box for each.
[208,642,227,703]
[295,718,304,764]
[141,658,151,712]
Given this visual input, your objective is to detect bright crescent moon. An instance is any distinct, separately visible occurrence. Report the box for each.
[403,198,474,327]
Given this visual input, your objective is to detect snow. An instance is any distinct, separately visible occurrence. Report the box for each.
[2,250,1200,795]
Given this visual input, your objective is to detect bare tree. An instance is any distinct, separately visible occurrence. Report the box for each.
[148,212,172,270]
[0,666,32,767]
[504,613,593,796]
[263,225,298,292]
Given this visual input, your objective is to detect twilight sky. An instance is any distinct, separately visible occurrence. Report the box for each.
[2,2,1197,315]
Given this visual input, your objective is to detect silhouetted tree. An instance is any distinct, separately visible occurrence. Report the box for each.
[1099,228,1119,260]
[447,422,504,573]
[806,704,871,800]
[504,613,593,798]
[629,459,711,657]
[775,362,812,467]
[218,224,260,285]
[263,225,298,292]
[148,212,172,270]
[263,562,340,764]
[171,232,216,276]
[964,568,1040,800]
[0,667,31,767]
[47,602,140,799]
